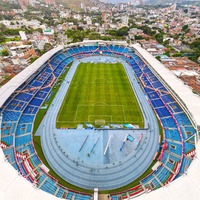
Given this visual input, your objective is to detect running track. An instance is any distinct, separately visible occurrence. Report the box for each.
[36,56,159,190]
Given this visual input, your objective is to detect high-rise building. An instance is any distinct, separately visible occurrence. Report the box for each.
[81,3,85,9]
[102,12,112,23]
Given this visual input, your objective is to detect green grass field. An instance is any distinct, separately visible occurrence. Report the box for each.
[56,62,144,128]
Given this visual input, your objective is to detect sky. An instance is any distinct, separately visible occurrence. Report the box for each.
[100,0,133,3]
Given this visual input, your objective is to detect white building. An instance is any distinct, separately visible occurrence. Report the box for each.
[19,31,27,41]
[32,36,49,50]
[121,15,129,27]
[0,19,41,29]
[73,14,82,21]
[81,3,85,9]
[85,16,92,25]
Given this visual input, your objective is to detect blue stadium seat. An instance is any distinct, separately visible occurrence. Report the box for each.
[151,99,165,108]
[184,141,195,154]
[179,156,192,174]
[18,114,34,124]
[15,134,32,147]
[2,110,21,122]
[155,107,171,118]
[30,154,42,167]
[161,117,176,128]
[168,102,182,113]
[157,167,171,184]
[56,187,65,198]
[161,94,174,103]
[16,143,35,155]
[167,141,182,156]
[174,112,191,125]
[165,129,181,141]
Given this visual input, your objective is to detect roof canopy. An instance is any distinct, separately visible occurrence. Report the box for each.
[0,45,63,108]
[132,43,200,127]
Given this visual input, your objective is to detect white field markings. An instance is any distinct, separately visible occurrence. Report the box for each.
[92,78,109,87]
[57,64,82,122]
[72,104,127,123]
[58,104,141,123]
[57,96,143,124]
[58,63,143,124]
[88,115,112,122]
[121,105,127,122]
[126,75,144,124]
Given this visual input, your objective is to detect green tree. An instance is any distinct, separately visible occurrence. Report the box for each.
[155,55,161,61]
[140,25,155,36]
[106,30,117,36]
[0,23,6,33]
[172,52,183,57]
[1,49,9,56]
[30,57,39,63]
[164,50,170,57]
[88,32,100,40]
[44,43,53,52]
[182,24,189,33]
[0,35,6,43]
[190,38,200,49]
[116,27,129,37]
[135,35,144,40]
[101,36,111,41]
[155,33,164,44]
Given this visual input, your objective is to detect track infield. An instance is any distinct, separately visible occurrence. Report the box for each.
[56,62,144,128]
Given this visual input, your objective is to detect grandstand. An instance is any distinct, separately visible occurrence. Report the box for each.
[0,40,199,200]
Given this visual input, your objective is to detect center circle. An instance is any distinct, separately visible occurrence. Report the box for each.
[92,78,109,87]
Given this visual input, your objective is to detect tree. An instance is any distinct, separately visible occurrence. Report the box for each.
[30,57,39,63]
[172,52,183,57]
[182,24,190,34]
[190,38,200,49]
[116,27,129,37]
[1,49,9,56]
[164,50,170,57]
[88,32,100,40]
[0,23,6,33]
[155,33,164,44]
[0,35,6,43]
[155,56,161,61]
[44,43,53,52]
[101,36,111,41]
[140,25,155,36]
[107,30,117,36]
[135,35,144,40]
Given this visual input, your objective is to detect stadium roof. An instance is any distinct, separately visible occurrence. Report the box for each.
[0,142,200,200]
[0,45,63,108]
[132,43,200,127]
[0,42,200,199]
[65,40,128,48]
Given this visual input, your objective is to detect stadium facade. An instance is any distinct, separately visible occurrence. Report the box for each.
[0,40,200,200]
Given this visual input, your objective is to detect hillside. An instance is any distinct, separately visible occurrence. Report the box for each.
[146,0,200,5]
[55,0,94,9]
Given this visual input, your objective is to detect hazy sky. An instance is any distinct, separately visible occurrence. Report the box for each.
[100,0,133,3]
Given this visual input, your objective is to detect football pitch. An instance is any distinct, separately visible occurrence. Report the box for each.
[56,62,144,128]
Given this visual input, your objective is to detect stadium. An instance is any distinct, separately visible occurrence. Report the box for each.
[0,40,200,200]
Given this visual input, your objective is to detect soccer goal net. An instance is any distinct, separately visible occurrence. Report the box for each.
[95,119,105,126]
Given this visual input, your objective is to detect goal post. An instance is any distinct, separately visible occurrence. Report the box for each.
[95,119,105,126]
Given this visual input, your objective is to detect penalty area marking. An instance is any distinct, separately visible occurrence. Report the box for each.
[74,105,127,122]
[88,115,112,123]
